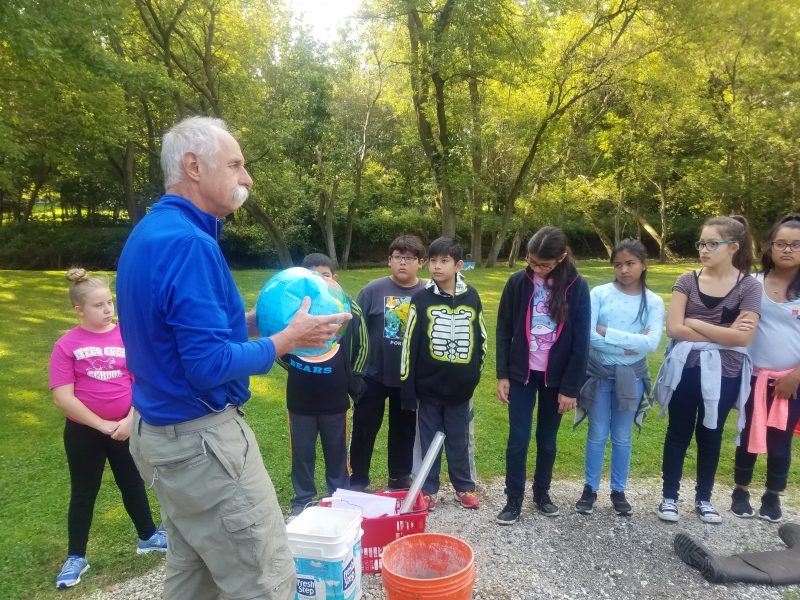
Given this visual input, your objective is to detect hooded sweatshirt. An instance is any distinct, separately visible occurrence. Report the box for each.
[400,274,487,410]
[495,265,591,398]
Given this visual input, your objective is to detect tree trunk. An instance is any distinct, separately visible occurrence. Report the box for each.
[658,185,669,263]
[439,184,456,238]
[485,196,515,267]
[587,217,614,258]
[506,230,522,268]
[23,180,44,224]
[241,201,293,268]
[122,140,140,225]
[320,181,339,267]
[315,148,339,268]
[342,163,362,270]
[622,203,675,262]
[468,75,483,265]
[470,207,482,264]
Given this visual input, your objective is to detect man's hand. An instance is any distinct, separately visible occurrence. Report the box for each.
[497,378,510,404]
[557,394,576,414]
[596,324,607,336]
[270,297,351,357]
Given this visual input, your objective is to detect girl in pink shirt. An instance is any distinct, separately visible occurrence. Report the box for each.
[50,268,166,589]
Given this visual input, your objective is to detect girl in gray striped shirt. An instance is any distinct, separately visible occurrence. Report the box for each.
[658,216,761,524]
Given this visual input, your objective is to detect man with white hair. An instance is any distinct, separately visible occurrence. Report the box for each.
[117,116,347,599]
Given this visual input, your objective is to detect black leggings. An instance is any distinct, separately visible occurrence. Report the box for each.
[64,419,156,556]
[734,377,800,492]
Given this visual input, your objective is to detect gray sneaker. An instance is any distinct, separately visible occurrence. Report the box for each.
[658,497,679,522]
[695,500,722,524]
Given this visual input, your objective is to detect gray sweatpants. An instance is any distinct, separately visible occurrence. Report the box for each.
[130,407,295,600]
[417,399,475,495]
[413,397,476,483]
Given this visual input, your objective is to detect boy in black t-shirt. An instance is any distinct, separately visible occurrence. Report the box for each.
[279,254,368,516]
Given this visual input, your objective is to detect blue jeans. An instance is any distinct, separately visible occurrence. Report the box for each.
[584,378,643,493]
[504,371,562,498]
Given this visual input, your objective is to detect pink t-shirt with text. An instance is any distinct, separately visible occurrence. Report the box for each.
[49,324,133,422]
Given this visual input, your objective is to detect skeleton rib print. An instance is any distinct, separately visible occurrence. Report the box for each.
[427,305,476,363]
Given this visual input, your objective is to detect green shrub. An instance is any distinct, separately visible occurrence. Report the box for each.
[0,223,131,270]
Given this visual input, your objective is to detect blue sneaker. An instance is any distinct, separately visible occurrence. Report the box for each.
[137,525,168,554]
[56,556,89,589]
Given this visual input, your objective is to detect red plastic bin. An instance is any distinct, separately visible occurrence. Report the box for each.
[322,489,429,573]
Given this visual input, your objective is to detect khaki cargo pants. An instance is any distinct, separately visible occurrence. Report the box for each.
[130,407,295,600]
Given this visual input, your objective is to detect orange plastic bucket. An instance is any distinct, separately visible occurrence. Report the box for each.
[380,533,476,600]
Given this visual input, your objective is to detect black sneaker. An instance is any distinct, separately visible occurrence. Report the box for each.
[758,492,782,523]
[575,484,597,515]
[496,496,523,525]
[730,487,755,518]
[610,490,632,516]
[348,476,369,492]
[533,490,560,517]
[387,475,413,490]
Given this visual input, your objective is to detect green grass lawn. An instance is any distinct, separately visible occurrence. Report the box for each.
[1,262,798,599]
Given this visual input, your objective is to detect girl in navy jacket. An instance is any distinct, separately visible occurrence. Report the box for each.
[495,226,591,525]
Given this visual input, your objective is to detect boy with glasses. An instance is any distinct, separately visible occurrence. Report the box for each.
[349,235,427,490]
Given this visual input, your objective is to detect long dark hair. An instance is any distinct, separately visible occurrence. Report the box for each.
[527,226,575,324]
[701,215,753,274]
[611,238,649,324]
[762,214,800,300]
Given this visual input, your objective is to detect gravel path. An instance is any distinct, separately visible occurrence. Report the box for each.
[85,478,799,599]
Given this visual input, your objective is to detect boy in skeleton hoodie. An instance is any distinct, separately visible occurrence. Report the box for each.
[400,237,487,510]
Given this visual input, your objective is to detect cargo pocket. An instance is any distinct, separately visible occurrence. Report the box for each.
[222,498,271,570]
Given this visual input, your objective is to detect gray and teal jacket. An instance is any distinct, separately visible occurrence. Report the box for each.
[400,274,487,410]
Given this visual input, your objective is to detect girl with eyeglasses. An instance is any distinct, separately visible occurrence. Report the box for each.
[730,215,800,522]
[495,226,591,524]
[654,216,761,524]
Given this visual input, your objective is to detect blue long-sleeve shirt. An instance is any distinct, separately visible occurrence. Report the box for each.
[590,282,664,366]
[117,195,276,425]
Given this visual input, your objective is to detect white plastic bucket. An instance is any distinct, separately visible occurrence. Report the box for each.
[287,507,363,600]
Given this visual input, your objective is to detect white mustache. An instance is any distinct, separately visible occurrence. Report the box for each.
[233,186,249,208]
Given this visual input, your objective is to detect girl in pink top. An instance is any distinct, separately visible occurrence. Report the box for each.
[732,215,800,522]
[50,269,166,589]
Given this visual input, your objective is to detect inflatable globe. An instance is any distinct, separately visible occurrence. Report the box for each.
[255,267,351,357]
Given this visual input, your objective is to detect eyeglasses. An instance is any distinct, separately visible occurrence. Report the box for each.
[390,255,419,264]
[771,241,800,252]
[694,240,737,251]
[528,259,559,272]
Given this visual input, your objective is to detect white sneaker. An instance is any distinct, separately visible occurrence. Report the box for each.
[658,498,679,522]
[695,500,722,524]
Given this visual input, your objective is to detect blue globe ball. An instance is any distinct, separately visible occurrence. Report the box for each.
[255,267,350,357]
